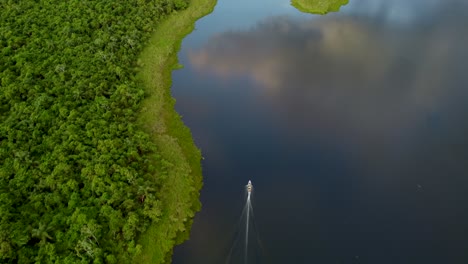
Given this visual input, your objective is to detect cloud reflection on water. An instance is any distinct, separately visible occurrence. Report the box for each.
[175,1,468,263]
[189,6,468,153]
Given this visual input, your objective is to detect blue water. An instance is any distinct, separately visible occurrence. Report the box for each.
[171,0,468,263]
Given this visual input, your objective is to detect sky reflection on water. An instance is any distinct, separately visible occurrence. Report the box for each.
[172,1,468,263]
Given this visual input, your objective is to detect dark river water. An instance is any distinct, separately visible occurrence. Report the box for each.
[170,0,468,263]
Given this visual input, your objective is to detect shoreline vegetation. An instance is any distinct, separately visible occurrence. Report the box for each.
[0,0,215,263]
[291,0,349,14]
[135,0,217,262]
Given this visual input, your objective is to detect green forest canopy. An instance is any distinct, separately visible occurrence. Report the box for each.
[0,0,192,262]
[291,0,349,14]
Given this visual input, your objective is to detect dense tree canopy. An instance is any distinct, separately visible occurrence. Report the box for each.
[0,0,189,262]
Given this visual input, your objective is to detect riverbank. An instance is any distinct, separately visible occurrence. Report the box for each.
[1,0,218,262]
[134,0,217,262]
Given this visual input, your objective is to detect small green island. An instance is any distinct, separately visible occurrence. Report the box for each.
[291,0,349,14]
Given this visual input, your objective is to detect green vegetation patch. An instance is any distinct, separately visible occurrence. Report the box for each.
[291,0,349,14]
[0,0,204,262]
[134,0,217,261]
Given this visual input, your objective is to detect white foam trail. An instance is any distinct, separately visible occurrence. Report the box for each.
[225,203,248,264]
[245,192,251,264]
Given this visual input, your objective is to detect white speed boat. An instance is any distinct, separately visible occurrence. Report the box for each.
[247,180,253,193]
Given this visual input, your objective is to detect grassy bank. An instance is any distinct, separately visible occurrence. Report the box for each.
[134,0,217,262]
[291,0,349,14]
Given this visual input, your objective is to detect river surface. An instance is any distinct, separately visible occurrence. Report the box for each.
[170,0,468,263]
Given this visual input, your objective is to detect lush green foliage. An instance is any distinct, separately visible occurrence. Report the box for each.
[291,0,349,14]
[0,0,190,262]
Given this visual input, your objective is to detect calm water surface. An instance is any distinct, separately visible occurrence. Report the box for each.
[170,0,468,263]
